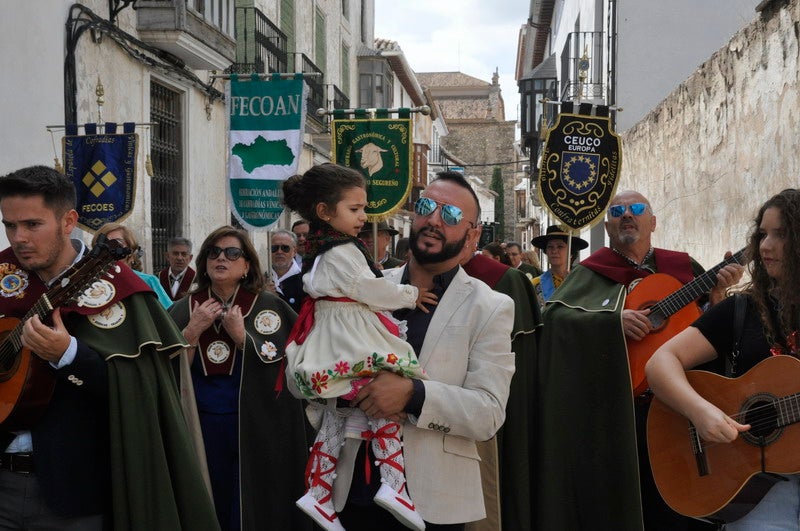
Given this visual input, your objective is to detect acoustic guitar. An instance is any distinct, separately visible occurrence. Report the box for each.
[627,248,746,395]
[647,355,800,523]
[0,236,128,430]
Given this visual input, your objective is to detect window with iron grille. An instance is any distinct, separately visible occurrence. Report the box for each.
[149,82,183,273]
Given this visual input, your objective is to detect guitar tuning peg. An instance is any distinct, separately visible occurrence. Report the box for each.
[61,278,70,287]
[114,265,121,273]
[106,273,115,279]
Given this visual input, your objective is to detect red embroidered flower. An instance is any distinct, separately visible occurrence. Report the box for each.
[334,361,350,375]
[386,353,398,365]
[311,372,329,394]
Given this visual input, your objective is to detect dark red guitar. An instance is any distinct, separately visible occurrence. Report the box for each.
[0,237,128,429]
[626,248,747,395]
[647,355,800,522]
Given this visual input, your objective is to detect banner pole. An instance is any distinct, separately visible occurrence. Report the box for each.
[318,105,431,117]
[209,72,322,80]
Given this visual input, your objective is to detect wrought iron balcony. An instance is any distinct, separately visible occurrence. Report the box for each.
[230,6,287,74]
[330,84,350,111]
[560,30,606,103]
[136,0,236,70]
[293,53,324,115]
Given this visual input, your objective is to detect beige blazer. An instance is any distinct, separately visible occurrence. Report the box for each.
[333,266,515,525]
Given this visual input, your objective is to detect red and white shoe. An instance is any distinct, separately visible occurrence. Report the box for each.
[374,482,425,530]
[296,491,345,531]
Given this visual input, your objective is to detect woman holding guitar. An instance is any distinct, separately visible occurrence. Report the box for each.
[647,188,800,529]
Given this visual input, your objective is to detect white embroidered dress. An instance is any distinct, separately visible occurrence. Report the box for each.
[286,243,424,399]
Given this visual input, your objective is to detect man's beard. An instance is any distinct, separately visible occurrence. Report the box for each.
[410,227,468,265]
[618,232,639,246]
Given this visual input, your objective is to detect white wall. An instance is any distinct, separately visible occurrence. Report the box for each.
[616,0,759,130]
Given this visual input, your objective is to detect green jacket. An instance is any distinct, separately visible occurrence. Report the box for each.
[535,264,643,530]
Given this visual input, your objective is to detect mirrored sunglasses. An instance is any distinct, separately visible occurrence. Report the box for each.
[414,197,463,226]
[208,246,244,260]
[608,203,648,218]
[271,244,292,253]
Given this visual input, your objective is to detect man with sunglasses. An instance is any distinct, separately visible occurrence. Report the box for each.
[266,229,305,313]
[535,190,743,531]
[334,171,515,530]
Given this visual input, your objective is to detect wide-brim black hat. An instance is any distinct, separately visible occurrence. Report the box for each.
[358,221,399,236]
[531,225,589,250]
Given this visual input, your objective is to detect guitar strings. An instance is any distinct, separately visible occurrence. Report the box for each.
[689,397,798,450]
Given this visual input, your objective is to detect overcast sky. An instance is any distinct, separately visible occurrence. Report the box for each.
[374,1,525,122]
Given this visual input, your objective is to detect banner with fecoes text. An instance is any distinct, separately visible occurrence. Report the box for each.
[538,102,622,231]
[331,117,412,220]
[63,122,137,232]
[228,73,307,231]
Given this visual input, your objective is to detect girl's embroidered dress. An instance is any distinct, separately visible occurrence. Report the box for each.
[287,242,424,399]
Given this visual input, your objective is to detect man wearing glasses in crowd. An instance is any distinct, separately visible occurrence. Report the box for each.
[333,171,515,530]
[266,229,305,313]
[535,190,743,531]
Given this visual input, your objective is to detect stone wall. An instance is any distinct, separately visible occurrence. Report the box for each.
[620,0,799,270]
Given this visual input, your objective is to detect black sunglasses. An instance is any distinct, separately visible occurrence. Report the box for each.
[271,244,292,253]
[207,246,245,260]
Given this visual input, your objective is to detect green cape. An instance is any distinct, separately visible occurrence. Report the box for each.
[535,264,644,530]
[71,291,220,530]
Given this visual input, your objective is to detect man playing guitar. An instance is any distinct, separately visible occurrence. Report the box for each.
[0,166,217,529]
[535,190,743,530]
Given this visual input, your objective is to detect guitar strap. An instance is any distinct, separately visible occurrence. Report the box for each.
[727,293,747,378]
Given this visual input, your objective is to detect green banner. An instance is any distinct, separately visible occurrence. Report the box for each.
[331,118,412,220]
[228,75,306,230]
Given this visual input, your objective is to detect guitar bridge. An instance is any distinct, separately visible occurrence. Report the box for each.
[689,423,709,476]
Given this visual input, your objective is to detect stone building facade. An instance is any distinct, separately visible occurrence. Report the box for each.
[416,71,517,237]
[621,0,798,269]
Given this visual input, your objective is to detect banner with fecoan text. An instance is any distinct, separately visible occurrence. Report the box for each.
[228,74,307,230]
[331,118,412,221]
[63,122,137,232]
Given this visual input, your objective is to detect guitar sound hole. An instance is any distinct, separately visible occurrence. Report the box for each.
[741,394,782,446]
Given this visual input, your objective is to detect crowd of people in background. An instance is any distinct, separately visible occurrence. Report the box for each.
[2,163,798,531]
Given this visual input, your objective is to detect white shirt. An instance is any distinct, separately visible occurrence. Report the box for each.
[271,260,302,295]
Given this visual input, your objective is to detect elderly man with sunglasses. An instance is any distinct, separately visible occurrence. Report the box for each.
[266,229,305,313]
[331,171,515,530]
[535,190,744,531]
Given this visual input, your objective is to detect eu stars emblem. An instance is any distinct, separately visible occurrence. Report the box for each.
[560,153,599,195]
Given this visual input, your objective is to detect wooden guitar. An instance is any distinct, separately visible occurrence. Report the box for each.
[627,249,747,395]
[0,236,128,430]
[647,355,800,522]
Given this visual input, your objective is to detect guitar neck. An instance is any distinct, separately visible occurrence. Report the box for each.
[652,249,746,318]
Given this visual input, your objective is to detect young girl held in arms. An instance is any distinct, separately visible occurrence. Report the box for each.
[283,163,436,531]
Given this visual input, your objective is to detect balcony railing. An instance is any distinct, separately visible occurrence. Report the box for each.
[231,6,287,74]
[561,31,606,102]
[330,84,350,110]
[293,53,324,114]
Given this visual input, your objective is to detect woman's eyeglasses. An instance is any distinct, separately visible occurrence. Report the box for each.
[608,203,649,218]
[271,244,292,253]
[208,246,245,260]
[414,197,465,226]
